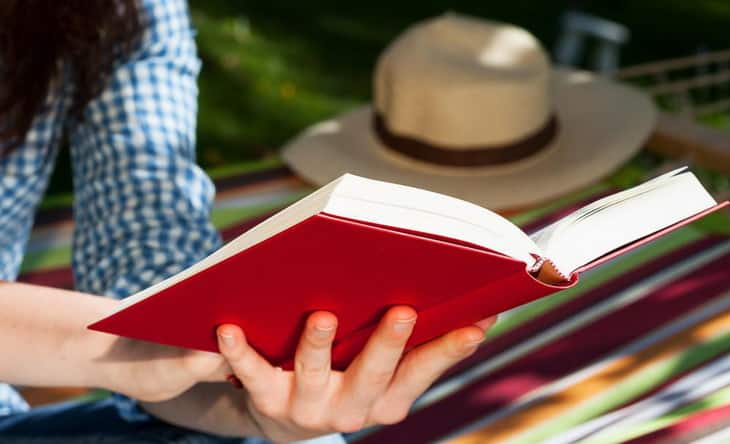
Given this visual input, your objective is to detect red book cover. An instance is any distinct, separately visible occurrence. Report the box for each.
[88,202,728,370]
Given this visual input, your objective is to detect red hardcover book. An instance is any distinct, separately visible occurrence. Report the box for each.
[88,168,728,370]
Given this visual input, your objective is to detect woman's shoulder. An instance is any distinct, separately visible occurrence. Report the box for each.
[139,0,195,38]
[120,0,198,68]
[131,0,196,58]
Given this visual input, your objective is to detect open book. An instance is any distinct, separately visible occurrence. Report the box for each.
[90,167,727,369]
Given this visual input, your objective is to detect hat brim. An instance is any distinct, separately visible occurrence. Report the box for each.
[281,69,657,211]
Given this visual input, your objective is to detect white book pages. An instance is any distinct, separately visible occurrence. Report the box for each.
[531,167,717,276]
[111,174,541,313]
[110,167,718,314]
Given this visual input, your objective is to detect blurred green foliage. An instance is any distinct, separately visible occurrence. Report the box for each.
[190,0,730,167]
[46,0,730,197]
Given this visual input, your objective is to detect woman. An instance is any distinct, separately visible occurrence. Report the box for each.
[0,1,494,442]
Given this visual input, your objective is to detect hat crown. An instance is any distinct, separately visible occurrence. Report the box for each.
[374,14,552,149]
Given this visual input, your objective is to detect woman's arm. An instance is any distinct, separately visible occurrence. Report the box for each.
[0,282,115,388]
[68,0,221,300]
[0,281,228,401]
[141,382,258,438]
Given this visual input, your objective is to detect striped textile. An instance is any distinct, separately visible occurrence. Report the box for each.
[623,402,730,444]
[19,163,730,443]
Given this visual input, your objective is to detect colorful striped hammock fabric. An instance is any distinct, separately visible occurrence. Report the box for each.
[18,164,730,444]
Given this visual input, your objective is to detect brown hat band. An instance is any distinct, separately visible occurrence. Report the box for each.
[373,112,559,167]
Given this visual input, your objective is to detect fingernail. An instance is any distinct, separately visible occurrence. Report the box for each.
[394,316,417,332]
[313,323,335,338]
[219,331,235,348]
[463,337,485,351]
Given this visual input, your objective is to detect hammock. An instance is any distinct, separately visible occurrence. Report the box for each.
[18,162,730,444]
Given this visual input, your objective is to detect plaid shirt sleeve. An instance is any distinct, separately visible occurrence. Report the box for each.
[68,0,221,298]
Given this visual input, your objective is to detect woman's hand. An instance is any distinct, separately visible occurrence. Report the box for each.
[216,306,496,443]
[101,337,231,402]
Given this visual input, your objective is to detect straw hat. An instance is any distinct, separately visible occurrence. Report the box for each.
[281,14,656,210]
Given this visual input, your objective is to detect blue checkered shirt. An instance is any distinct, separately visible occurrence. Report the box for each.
[0,0,221,416]
[0,4,346,443]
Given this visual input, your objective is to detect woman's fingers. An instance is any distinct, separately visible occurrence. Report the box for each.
[370,323,488,423]
[290,311,337,424]
[475,315,498,331]
[217,324,285,413]
[215,313,499,436]
[337,306,416,430]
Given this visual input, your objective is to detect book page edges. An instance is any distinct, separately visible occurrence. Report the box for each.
[320,212,540,269]
[320,213,575,285]
[535,258,572,284]
[572,201,728,275]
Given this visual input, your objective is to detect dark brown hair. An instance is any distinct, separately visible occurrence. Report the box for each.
[0,0,141,148]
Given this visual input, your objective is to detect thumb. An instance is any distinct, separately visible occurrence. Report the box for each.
[181,349,228,382]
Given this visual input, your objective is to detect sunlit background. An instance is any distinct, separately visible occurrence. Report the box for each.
[44,0,729,206]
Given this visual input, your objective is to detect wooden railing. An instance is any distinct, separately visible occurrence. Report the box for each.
[616,49,730,172]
